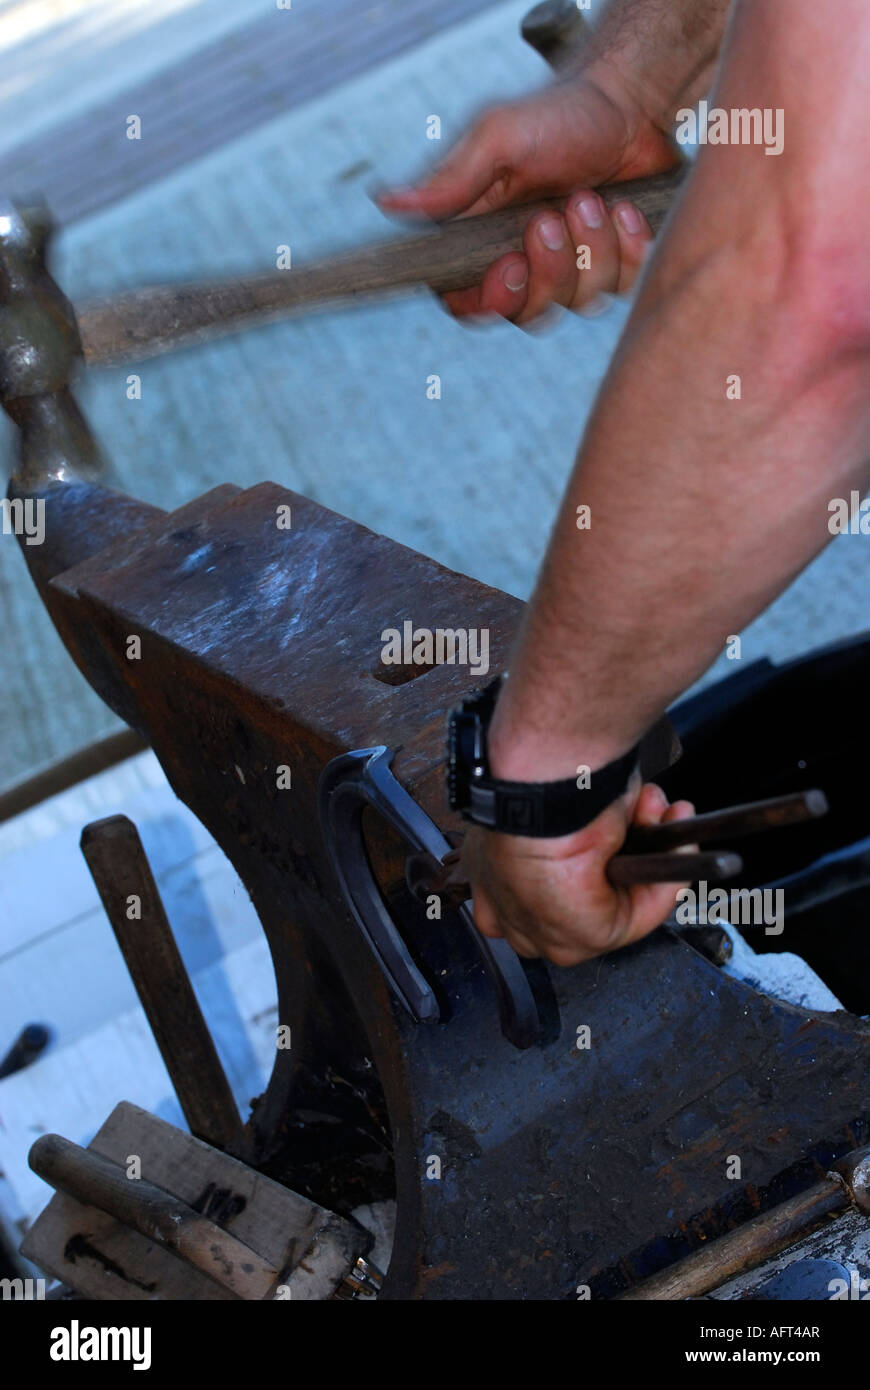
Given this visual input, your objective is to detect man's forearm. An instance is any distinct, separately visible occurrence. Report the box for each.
[576,0,732,131]
[491,0,870,782]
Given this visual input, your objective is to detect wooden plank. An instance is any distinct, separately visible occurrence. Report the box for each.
[0,0,505,227]
[20,1102,355,1300]
[30,1133,283,1299]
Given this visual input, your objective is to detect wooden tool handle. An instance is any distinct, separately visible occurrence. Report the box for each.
[76,0,685,368]
[29,1132,281,1299]
[81,815,243,1153]
[77,165,686,367]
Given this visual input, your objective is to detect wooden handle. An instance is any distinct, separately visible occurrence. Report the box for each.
[29,1133,281,1299]
[77,164,686,367]
[75,1,684,367]
[617,1175,850,1300]
[80,815,243,1153]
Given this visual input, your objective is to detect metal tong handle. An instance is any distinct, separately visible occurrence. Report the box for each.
[413,789,828,906]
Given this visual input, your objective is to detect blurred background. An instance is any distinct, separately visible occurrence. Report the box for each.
[0,0,867,1276]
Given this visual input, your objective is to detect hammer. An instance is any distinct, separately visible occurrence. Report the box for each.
[1,3,681,481]
[71,4,685,367]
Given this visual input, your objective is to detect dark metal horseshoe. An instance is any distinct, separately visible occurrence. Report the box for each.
[317,746,541,1049]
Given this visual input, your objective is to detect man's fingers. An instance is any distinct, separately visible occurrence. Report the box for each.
[632,781,670,825]
[511,212,579,326]
[446,193,653,328]
[443,253,530,320]
[621,881,689,945]
[503,928,542,959]
[494,194,653,325]
[424,184,652,327]
[441,285,486,319]
[564,191,622,308]
[611,200,654,294]
[378,115,518,222]
[471,886,502,939]
[472,883,542,958]
[612,787,698,948]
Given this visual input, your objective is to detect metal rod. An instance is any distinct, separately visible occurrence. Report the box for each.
[0,1024,50,1079]
[607,850,741,887]
[80,815,244,1153]
[407,845,742,911]
[761,834,870,918]
[411,790,828,906]
[622,789,828,855]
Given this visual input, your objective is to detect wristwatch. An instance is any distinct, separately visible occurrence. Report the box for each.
[446,675,640,838]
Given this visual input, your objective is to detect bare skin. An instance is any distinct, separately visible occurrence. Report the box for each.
[381,0,730,323]
[388,0,870,966]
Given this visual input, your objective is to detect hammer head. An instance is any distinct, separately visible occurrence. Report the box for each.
[0,199,105,489]
[0,201,77,402]
[0,200,53,284]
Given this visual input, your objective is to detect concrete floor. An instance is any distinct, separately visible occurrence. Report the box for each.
[0,0,272,158]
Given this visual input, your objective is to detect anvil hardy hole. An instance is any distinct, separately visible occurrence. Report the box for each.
[370,660,437,687]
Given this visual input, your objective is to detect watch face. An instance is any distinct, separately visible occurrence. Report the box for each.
[446,707,477,810]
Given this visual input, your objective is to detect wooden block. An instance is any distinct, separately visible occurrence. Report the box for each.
[21,1101,365,1300]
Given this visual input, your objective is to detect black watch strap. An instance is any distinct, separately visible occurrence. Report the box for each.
[467,742,640,837]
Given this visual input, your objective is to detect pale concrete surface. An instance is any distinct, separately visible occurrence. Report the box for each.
[0,0,270,156]
[0,749,275,1249]
[0,0,507,223]
[1,937,275,1238]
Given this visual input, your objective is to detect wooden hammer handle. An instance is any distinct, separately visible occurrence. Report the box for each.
[29,1132,280,1299]
[78,166,686,367]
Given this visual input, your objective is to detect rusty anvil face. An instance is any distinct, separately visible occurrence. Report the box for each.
[3,205,870,1300]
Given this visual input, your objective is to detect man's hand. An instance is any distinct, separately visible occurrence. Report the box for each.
[380,75,679,325]
[455,780,695,966]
